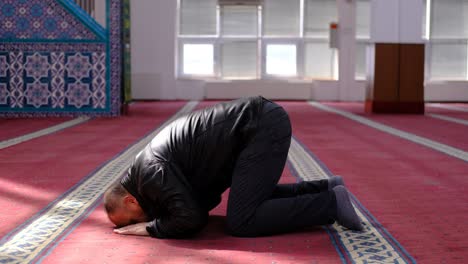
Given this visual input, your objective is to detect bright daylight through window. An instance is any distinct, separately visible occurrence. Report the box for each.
[177,0,338,80]
[178,0,468,81]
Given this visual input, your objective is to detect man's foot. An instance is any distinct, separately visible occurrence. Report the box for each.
[333,186,363,231]
[328,176,344,191]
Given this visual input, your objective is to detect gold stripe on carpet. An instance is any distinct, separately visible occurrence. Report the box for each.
[309,102,468,162]
[0,116,91,150]
[428,103,468,113]
[428,114,468,126]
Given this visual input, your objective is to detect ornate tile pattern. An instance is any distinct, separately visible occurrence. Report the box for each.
[0,0,122,117]
[51,52,65,108]
[0,83,8,105]
[0,53,10,105]
[0,54,8,76]
[8,52,24,108]
[92,52,106,108]
[1,51,106,110]
[0,0,97,40]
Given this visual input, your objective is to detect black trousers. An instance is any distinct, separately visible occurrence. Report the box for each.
[226,99,337,237]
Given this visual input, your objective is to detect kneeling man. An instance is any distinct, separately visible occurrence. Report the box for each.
[104,96,362,238]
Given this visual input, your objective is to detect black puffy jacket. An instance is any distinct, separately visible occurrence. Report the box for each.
[121,96,265,238]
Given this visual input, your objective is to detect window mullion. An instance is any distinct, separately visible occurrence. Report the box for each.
[425,0,431,40]
[466,40,468,80]
[297,39,304,79]
[259,5,264,79]
[300,0,305,38]
[216,4,221,79]
[298,0,304,79]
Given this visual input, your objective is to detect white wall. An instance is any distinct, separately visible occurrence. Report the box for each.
[131,0,178,99]
[426,81,468,101]
[370,0,423,44]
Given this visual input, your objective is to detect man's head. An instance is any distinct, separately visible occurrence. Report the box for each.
[104,182,148,227]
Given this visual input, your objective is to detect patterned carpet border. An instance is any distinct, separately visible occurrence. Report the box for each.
[0,101,198,264]
[287,136,416,264]
[0,117,92,150]
[309,102,468,163]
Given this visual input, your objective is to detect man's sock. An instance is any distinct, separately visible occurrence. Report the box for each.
[333,186,363,231]
[328,175,344,191]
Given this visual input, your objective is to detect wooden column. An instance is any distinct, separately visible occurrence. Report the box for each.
[367,0,425,114]
[365,43,425,114]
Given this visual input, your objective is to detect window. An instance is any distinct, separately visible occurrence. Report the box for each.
[355,0,468,81]
[182,44,214,75]
[266,44,297,76]
[180,0,217,35]
[177,0,338,80]
[222,41,257,79]
[221,6,258,36]
[263,0,300,36]
[306,42,338,79]
[429,43,467,80]
[426,0,468,80]
[305,0,337,37]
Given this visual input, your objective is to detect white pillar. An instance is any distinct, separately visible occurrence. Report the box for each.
[337,0,357,101]
[370,0,424,44]
[366,0,425,113]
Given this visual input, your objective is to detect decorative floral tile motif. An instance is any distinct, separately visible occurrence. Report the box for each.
[25,52,50,79]
[0,0,98,40]
[0,51,107,110]
[0,0,121,117]
[65,82,91,108]
[25,81,51,108]
[66,53,92,80]
[0,83,9,105]
[0,54,8,77]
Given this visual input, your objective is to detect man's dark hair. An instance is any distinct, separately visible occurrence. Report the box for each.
[104,181,128,214]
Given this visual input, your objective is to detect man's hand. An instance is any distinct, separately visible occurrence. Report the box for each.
[114,222,150,236]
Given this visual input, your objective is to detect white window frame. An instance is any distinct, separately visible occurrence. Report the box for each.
[176,0,338,81]
[426,39,468,81]
[425,0,468,81]
[261,39,303,80]
[355,38,370,80]
[177,38,219,79]
[219,38,261,80]
[354,0,371,80]
[303,38,339,81]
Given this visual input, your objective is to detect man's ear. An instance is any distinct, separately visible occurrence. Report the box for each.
[123,194,138,206]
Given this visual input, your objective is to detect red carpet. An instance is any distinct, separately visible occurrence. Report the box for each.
[0,117,73,141]
[327,102,468,151]
[42,167,340,264]
[0,102,186,239]
[2,101,468,263]
[427,104,468,121]
[282,102,468,263]
[428,103,468,113]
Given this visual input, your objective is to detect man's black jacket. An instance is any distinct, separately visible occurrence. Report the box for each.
[121,96,265,238]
